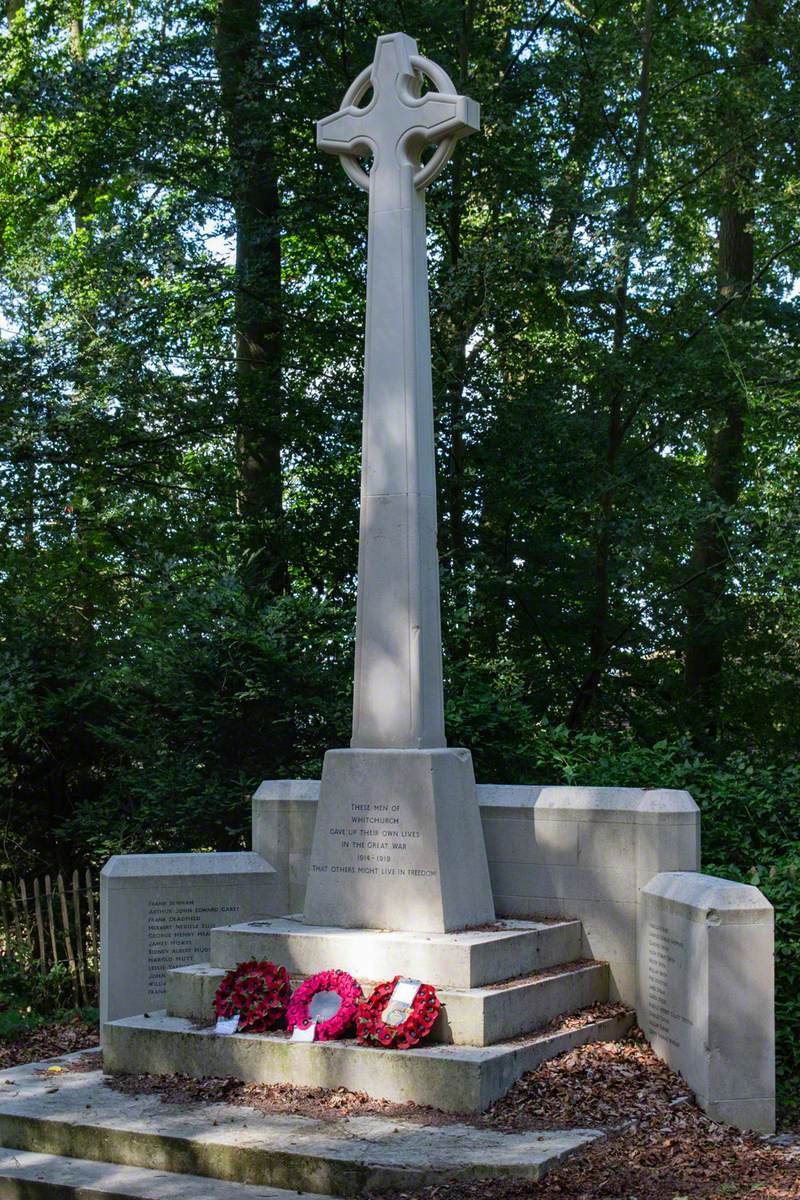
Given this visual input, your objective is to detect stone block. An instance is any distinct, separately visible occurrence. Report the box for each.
[535,786,698,825]
[252,782,319,914]
[208,916,582,989]
[575,899,639,963]
[635,821,701,893]
[302,748,494,932]
[103,1010,634,1113]
[577,821,636,866]
[492,893,555,921]
[638,872,775,1133]
[482,817,575,866]
[100,853,279,1026]
[0,1055,608,1191]
[489,863,635,905]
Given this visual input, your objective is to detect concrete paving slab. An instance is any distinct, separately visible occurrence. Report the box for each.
[0,1147,327,1199]
[0,1053,604,1195]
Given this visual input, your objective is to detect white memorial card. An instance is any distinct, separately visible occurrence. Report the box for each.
[214,1015,240,1036]
[383,978,421,1027]
[290,1020,317,1042]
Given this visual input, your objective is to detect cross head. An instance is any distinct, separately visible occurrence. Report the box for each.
[317,32,479,210]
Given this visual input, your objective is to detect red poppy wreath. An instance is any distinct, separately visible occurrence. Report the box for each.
[214,959,291,1033]
[286,969,363,1040]
[355,976,441,1049]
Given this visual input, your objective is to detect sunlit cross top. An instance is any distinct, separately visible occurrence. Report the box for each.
[317,33,479,750]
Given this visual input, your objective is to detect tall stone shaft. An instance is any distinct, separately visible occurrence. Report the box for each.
[317,32,479,750]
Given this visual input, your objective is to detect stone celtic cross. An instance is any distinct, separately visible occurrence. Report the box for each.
[304,35,493,933]
[317,32,480,751]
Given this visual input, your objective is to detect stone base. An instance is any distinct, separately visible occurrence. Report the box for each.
[103,1010,633,1114]
[207,915,582,989]
[112,913,617,1112]
[100,908,630,1119]
[302,748,495,932]
[0,1051,608,1196]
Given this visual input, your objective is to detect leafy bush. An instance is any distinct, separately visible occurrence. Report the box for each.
[0,955,96,1034]
[444,704,800,1112]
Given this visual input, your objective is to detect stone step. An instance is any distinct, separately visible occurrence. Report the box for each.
[167,960,609,1046]
[0,1147,327,1199]
[208,915,583,989]
[0,1054,607,1196]
[103,1008,634,1113]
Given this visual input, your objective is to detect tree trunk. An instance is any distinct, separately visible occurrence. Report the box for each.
[567,0,656,730]
[215,0,285,592]
[683,0,774,725]
[546,29,604,261]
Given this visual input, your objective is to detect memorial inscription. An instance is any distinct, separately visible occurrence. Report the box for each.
[645,922,692,1050]
[310,799,436,880]
[146,897,241,999]
[100,852,277,1025]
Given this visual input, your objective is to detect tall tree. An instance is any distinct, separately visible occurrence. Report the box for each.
[683,0,777,728]
[215,0,285,591]
[567,0,657,729]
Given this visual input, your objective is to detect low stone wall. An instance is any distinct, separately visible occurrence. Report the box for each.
[638,872,775,1133]
[100,852,278,1025]
[252,780,700,1004]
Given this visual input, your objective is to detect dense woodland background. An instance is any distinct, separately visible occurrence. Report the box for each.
[0,0,798,1098]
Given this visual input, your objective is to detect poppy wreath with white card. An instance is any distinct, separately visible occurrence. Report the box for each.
[285,969,363,1041]
[213,960,291,1033]
[355,976,441,1049]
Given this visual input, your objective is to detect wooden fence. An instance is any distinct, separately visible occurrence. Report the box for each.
[0,869,98,1006]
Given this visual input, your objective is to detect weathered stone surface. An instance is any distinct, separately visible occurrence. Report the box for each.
[208,916,582,990]
[103,1011,633,1114]
[0,1053,606,1193]
[303,748,494,932]
[166,960,609,1046]
[0,1148,327,1199]
[638,871,775,1133]
[100,853,279,1026]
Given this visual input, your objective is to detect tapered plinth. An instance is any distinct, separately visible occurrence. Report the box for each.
[302,748,495,932]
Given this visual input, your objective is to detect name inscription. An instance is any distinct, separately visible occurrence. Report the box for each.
[646,922,693,1050]
[146,897,241,999]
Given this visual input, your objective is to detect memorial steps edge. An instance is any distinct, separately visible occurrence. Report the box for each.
[206,915,583,988]
[165,959,610,1046]
[0,1053,608,1197]
[0,1148,330,1200]
[101,1009,635,1115]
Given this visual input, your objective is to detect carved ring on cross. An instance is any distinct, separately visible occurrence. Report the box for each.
[334,55,461,193]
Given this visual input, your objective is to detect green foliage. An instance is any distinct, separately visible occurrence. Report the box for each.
[0,956,94,1024]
